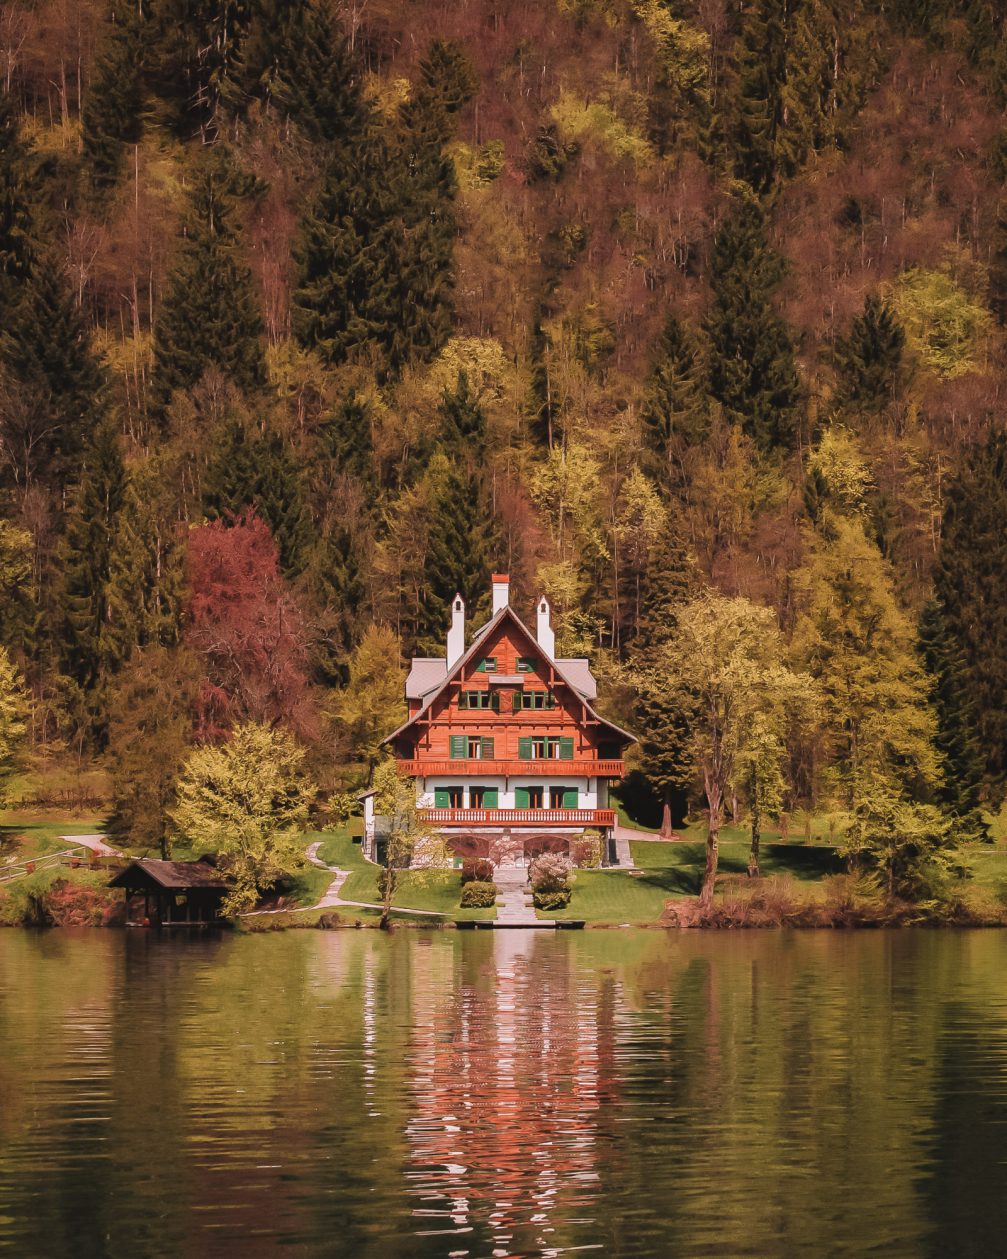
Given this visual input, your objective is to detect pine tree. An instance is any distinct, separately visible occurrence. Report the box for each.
[292,130,398,371]
[82,10,145,197]
[0,93,34,316]
[104,462,186,674]
[306,514,365,686]
[203,419,311,576]
[439,371,485,449]
[835,292,905,411]
[315,387,374,485]
[932,429,1007,785]
[59,417,126,695]
[1,249,107,486]
[629,524,699,836]
[918,600,990,842]
[640,315,710,485]
[234,0,367,143]
[151,0,253,138]
[414,452,494,653]
[705,200,802,453]
[726,0,786,194]
[150,155,267,419]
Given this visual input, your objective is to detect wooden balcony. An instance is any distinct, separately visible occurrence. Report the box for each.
[399,759,624,778]
[420,808,617,828]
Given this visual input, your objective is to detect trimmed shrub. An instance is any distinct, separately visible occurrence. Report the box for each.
[533,887,572,911]
[460,880,497,908]
[460,858,494,884]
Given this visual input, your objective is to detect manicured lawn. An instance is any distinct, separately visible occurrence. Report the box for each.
[339,865,496,920]
[314,824,369,870]
[536,869,691,924]
[630,839,844,888]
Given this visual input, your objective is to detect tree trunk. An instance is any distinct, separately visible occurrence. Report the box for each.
[699,784,722,907]
[748,803,761,879]
[660,786,674,839]
[380,865,396,929]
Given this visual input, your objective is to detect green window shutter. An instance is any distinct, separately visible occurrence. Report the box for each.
[546,692,556,709]
[481,736,495,759]
[484,787,498,809]
[449,735,467,759]
[515,787,529,808]
[511,691,521,712]
[559,737,574,760]
[434,788,449,808]
[518,736,532,760]
[476,658,485,673]
[491,691,500,712]
[562,787,578,808]
[458,692,468,710]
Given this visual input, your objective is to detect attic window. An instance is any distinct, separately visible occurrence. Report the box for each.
[477,657,497,673]
[517,657,536,672]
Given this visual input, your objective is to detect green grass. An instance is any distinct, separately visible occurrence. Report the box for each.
[535,869,691,924]
[339,865,495,920]
[630,839,844,887]
[0,817,106,862]
[313,824,369,871]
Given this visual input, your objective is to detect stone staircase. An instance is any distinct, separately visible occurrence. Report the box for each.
[493,865,542,927]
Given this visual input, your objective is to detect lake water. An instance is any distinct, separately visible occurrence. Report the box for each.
[1,928,1007,1258]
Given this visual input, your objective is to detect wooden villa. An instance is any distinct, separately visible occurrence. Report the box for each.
[378,575,636,867]
[109,858,231,926]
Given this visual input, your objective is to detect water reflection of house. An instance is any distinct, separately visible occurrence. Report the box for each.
[404,933,619,1253]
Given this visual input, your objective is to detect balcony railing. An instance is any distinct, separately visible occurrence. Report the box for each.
[420,808,616,828]
[399,759,624,778]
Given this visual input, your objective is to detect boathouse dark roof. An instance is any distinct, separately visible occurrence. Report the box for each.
[108,858,231,892]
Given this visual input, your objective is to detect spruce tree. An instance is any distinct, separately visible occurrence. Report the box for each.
[726,0,786,194]
[705,200,802,453]
[629,525,699,835]
[1,248,107,485]
[203,419,311,576]
[151,0,253,137]
[640,315,710,485]
[315,388,374,485]
[932,429,1007,785]
[82,10,145,197]
[307,514,365,686]
[104,463,186,674]
[59,417,126,693]
[439,371,485,449]
[918,600,990,842]
[414,451,494,653]
[150,156,267,419]
[835,292,905,411]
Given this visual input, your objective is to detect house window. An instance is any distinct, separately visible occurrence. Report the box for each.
[518,735,574,760]
[517,657,537,672]
[515,786,544,809]
[476,656,497,673]
[460,690,497,710]
[434,786,464,808]
[449,735,495,759]
[469,786,498,809]
[549,786,578,808]
[515,690,555,711]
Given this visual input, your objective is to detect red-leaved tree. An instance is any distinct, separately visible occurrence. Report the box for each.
[185,511,317,740]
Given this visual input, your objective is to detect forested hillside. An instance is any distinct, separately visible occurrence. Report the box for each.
[2,0,1007,876]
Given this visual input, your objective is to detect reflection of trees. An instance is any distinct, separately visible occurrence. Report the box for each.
[404,931,620,1255]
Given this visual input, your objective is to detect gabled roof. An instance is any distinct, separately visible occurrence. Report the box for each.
[383,604,634,746]
[108,859,232,892]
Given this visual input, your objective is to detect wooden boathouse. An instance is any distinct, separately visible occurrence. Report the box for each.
[109,858,231,926]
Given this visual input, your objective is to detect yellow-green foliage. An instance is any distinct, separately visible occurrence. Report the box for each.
[0,646,26,804]
[631,0,710,100]
[890,267,991,378]
[170,722,317,913]
[808,427,873,513]
[550,89,653,166]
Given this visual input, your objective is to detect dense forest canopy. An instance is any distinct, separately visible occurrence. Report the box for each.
[2,0,1007,887]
